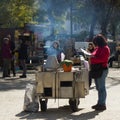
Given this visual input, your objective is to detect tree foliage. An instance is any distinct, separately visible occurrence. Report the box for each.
[0,0,38,27]
[76,0,120,40]
[1,0,120,40]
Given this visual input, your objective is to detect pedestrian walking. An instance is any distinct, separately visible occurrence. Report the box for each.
[90,34,110,111]
[7,34,16,77]
[18,39,28,78]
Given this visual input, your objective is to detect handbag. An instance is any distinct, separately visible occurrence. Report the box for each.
[89,64,103,79]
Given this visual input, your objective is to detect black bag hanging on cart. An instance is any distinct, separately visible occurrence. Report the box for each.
[89,64,103,79]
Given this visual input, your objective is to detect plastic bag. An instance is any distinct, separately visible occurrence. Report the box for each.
[23,83,39,112]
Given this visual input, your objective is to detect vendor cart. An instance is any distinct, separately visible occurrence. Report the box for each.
[35,66,89,112]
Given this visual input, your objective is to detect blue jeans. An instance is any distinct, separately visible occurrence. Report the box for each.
[95,69,108,105]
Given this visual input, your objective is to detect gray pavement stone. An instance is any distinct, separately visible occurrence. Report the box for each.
[0,68,120,120]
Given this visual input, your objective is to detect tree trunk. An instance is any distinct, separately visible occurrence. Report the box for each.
[100,0,114,37]
[111,24,116,41]
[101,23,107,36]
[89,15,97,41]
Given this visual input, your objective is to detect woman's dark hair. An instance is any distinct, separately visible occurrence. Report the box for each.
[93,34,107,47]
[52,41,59,48]
[88,42,94,46]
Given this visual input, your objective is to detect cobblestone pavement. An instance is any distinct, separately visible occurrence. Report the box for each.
[0,68,120,120]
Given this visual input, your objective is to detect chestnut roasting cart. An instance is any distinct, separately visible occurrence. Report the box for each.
[35,67,89,112]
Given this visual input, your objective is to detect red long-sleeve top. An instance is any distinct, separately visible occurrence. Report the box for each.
[90,45,110,68]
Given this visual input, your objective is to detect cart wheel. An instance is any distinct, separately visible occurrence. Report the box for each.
[40,99,47,112]
[69,99,80,112]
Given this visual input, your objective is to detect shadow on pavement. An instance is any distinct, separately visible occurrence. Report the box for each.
[107,77,120,89]
[69,110,100,120]
[0,77,34,91]
[16,106,101,120]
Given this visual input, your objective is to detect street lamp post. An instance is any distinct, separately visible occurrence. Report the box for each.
[70,0,73,38]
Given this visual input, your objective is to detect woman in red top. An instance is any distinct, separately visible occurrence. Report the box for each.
[90,34,110,111]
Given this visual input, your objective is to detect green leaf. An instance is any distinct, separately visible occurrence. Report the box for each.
[60,59,73,67]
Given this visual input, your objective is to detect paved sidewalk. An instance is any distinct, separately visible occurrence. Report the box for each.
[0,68,120,120]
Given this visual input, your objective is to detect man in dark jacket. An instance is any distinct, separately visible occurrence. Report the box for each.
[7,34,16,76]
[19,39,28,78]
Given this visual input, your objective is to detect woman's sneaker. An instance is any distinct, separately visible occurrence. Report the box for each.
[92,104,106,111]
[92,104,99,109]
[95,105,106,111]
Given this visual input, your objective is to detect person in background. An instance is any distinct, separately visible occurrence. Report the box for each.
[47,41,62,63]
[108,44,120,67]
[7,34,16,77]
[90,34,110,111]
[87,42,95,53]
[87,42,95,87]
[2,37,12,78]
[18,39,28,78]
